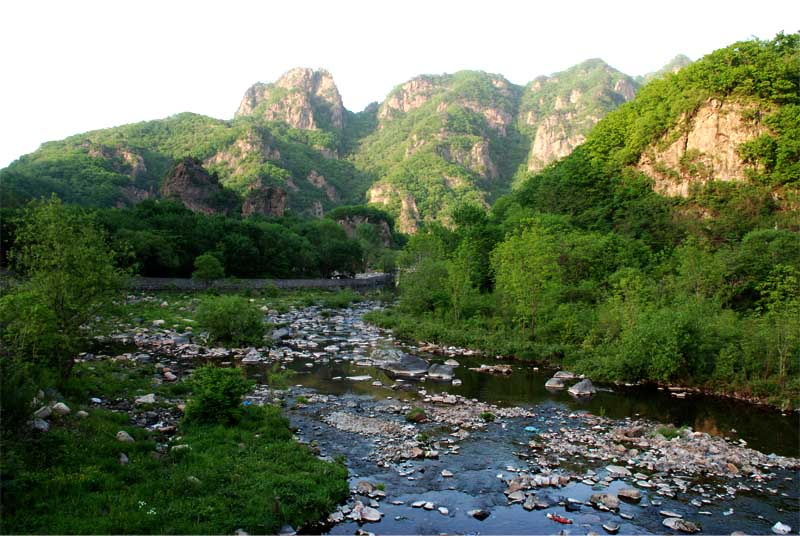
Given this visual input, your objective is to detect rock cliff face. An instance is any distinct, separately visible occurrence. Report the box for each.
[160,158,233,215]
[521,59,639,172]
[637,99,767,197]
[205,129,280,177]
[84,142,148,180]
[367,183,421,234]
[242,180,287,217]
[306,170,340,202]
[336,215,394,247]
[236,68,345,132]
[378,77,441,120]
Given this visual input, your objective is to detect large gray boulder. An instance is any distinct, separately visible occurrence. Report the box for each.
[545,377,565,389]
[374,349,429,379]
[427,364,455,381]
[568,379,597,397]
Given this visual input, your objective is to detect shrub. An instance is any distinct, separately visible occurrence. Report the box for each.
[192,253,224,281]
[405,407,427,423]
[196,295,265,346]
[480,411,496,422]
[184,366,252,425]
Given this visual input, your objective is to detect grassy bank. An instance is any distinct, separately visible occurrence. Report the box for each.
[0,289,374,534]
[365,306,800,411]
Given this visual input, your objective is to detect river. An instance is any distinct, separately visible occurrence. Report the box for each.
[238,300,799,535]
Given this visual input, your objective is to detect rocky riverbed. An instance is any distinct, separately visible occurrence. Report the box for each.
[89,296,798,535]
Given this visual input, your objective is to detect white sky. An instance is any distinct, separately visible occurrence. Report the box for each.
[1,0,796,168]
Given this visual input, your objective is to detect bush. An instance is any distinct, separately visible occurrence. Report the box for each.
[196,295,265,346]
[184,366,252,425]
[480,411,496,422]
[405,407,427,423]
[192,253,224,281]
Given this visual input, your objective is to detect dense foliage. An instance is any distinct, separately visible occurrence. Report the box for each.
[371,34,800,408]
[195,295,266,346]
[0,198,124,380]
[184,366,253,424]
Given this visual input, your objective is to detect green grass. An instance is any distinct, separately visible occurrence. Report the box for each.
[1,360,348,534]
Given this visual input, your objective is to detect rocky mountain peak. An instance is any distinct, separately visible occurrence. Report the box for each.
[236,67,345,131]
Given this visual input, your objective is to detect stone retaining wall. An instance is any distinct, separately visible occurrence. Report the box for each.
[129,274,394,291]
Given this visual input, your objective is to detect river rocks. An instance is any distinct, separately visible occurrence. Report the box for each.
[356,481,375,495]
[33,406,52,419]
[441,469,454,477]
[163,371,177,382]
[52,402,71,416]
[590,493,620,510]
[660,510,683,518]
[444,359,460,367]
[119,452,129,465]
[76,410,89,418]
[30,419,49,432]
[468,509,490,520]
[427,364,454,381]
[568,379,597,397]
[553,370,577,379]
[605,465,632,478]
[470,364,512,375]
[662,517,700,533]
[772,522,792,534]
[116,430,134,442]
[617,487,642,503]
[545,377,565,389]
[135,393,156,405]
[602,522,620,534]
[379,353,429,379]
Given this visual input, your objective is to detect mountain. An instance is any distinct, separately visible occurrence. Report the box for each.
[357,62,638,232]
[635,54,693,84]
[1,54,730,230]
[510,32,799,239]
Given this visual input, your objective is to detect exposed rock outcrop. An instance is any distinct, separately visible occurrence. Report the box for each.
[205,130,280,177]
[336,215,393,247]
[528,114,586,172]
[306,170,340,202]
[637,99,767,197]
[242,180,287,217]
[83,142,148,180]
[438,139,498,179]
[160,158,233,215]
[236,68,345,132]
[379,77,440,120]
[367,183,420,234]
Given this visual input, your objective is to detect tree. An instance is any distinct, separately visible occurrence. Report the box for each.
[491,223,562,338]
[192,252,225,281]
[0,197,123,380]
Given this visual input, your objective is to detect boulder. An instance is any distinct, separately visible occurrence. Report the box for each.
[662,518,700,533]
[590,493,620,510]
[545,377,565,389]
[379,353,429,379]
[568,379,597,397]
[134,394,156,405]
[116,430,135,443]
[553,370,577,379]
[30,419,49,432]
[772,522,792,535]
[617,487,642,503]
[33,406,52,419]
[52,402,71,416]
[427,364,454,381]
[605,465,632,477]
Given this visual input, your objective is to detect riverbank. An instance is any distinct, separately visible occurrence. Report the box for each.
[364,307,800,412]
[5,291,797,535]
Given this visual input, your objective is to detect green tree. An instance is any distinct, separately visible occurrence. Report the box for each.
[491,223,562,338]
[446,245,477,321]
[192,252,225,281]
[0,197,123,380]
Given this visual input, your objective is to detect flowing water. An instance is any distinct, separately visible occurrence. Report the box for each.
[243,301,800,534]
